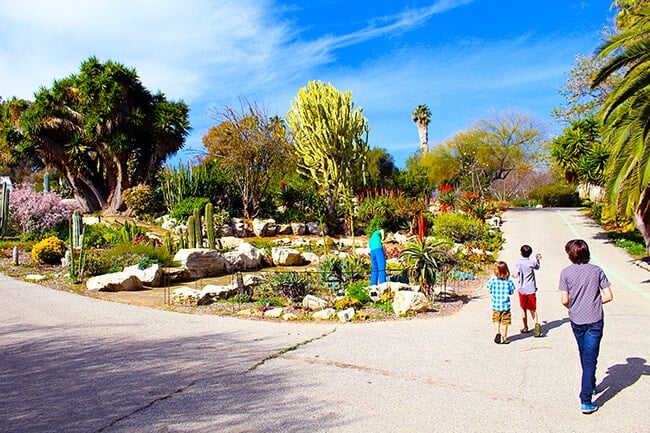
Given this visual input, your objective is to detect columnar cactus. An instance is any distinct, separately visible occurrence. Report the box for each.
[205,202,215,249]
[72,209,83,249]
[187,216,196,249]
[0,182,9,239]
[43,172,51,192]
[193,207,202,248]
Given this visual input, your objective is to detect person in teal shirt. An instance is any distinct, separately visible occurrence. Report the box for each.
[368,229,386,286]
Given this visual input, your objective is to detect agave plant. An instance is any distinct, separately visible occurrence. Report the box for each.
[400,237,450,299]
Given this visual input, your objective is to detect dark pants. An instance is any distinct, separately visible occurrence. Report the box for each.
[370,247,386,286]
[570,319,603,404]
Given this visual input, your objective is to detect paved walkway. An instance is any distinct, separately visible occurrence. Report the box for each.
[1,208,648,433]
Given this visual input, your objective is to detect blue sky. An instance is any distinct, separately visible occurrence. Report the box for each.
[0,0,617,168]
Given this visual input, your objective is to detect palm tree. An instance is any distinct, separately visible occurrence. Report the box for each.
[412,104,431,153]
[592,6,650,251]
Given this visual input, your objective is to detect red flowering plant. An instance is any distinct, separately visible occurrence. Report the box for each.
[437,183,456,213]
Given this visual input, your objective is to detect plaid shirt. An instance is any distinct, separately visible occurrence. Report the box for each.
[486,276,515,311]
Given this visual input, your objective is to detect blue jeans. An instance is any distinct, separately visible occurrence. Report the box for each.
[370,247,386,286]
[570,319,603,404]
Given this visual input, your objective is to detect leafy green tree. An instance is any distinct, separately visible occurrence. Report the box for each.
[203,101,293,219]
[423,111,546,196]
[365,147,399,189]
[412,104,431,153]
[0,97,41,176]
[1,57,190,213]
[286,80,370,216]
[592,6,650,250]
[397,154,435,201]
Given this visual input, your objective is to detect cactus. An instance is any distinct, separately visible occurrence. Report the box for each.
[180,228,188,249]
[67,215,86,283]
[205,202,215,249]
[187,215,196,249]
[193,207,202,248]
[72,209,83,249]
[0,182,9,239]
[43,172,51,192]
[164,231,174,255]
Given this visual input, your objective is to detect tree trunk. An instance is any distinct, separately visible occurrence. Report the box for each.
[634,184,650,255]
[418,124,428,153]
[105,155,129,214]
[64,170,106,212]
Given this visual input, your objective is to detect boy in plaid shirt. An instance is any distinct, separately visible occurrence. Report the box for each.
[486,261,516,344]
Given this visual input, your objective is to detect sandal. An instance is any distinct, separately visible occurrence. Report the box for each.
[501,337,510,344]
[520,328,531,333]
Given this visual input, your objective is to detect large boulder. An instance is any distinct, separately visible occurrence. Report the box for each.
[392,290,430,315]
[271,247,304,266]
[122,263,163,287]
[290,223,307,236]
[86,273,144,292]
[218,225,234,237]
[312,308,336,320]
[230,218,252,237]
[306,221,323,235]
[302,294,329,311]
[171,286,201,306]
[199,284,238,303]
[252,218,278,237]
[301,252,320,265]
[173,249,234,279]
[224,242,270,270]
[276,224,293,235]
[219,236,244,250]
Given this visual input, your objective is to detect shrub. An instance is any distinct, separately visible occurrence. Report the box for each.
[123,184,157,218]
[83,242,173,276]
[365,215,387,236]
[83,248,117,276]
[271,272,312,301]
[431,212,487,243]
[31,236,67,264]
[169,197,210,221]
[334,295,363,310]
[317,254,343,285]
[528,183,580,207]
[83,223,123,248]
[345,281,372,304]
[341,255,371,282]
[8,185,80,238]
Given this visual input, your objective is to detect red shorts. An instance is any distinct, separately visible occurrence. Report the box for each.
[518,292,537,311]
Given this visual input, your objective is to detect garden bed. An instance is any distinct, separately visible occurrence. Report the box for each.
[0,246,486,321]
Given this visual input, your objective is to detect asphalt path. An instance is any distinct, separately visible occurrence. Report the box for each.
[1,208,648,433]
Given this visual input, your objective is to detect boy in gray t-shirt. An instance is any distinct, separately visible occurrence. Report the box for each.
[559,239,613,415]
[514,244,542,336]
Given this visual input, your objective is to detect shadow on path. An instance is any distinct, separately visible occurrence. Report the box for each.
[594,357,650,407]
[508,317,570,343]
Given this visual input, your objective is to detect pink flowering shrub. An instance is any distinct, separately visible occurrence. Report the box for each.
[8,185,80,237]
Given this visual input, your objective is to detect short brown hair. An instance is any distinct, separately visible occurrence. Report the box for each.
[565,239,590,264]
[494,261,510,279]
